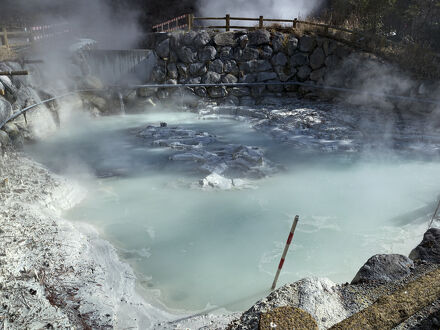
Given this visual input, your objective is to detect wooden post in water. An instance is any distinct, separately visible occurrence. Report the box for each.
[225,14,231,31]
[271,215,299,290]
[259,16,264,29]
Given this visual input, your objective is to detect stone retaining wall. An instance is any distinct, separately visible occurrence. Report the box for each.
[143,30,437,109]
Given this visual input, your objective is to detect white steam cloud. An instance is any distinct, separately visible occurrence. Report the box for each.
[197,0,323,20]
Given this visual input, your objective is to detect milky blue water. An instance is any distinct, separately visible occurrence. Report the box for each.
[25,110,440,312]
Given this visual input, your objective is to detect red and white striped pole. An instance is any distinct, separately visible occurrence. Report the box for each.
[271,215,299,290]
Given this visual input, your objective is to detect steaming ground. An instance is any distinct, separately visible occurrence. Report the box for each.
[22,100,440,327]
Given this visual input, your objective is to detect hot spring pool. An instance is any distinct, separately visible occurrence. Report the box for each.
[25,110,440,313]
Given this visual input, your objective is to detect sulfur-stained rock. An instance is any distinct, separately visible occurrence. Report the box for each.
[259,307,319,330]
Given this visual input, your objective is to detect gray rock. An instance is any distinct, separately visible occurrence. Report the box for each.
[208,86,227,98]
[169,51,178,63]
[0,98,12,124]
[239,34,249,48]
[203,71,221,84]
[3,122,20,140]
[239,60,258,73]
[409,228,440,264]
[274,66,297,82]
[290,52,309,67]
[189,62,207,76]
[256,60,272,72]
[195,86,207,97]
[271,32,284,52]
[323,40,338,56]
[0,130,10,147]
[299,35,317,53]
[224,60,239,75]
[222,74,238,84]
[176,63,189,78]
[310,47,326,69]
[297,65,312,81]
[231,87,250,97]
[335,45,351,58]
[351,254,414,284]
[214,32,237,47]
[187,77,201,84]
[251,86,265,97]
[325,55,340,69]
[156,38,170,59]
[166,79,177,85]
[248,29,271,46]
[198,46,217,62]
[266,80,284,92]
[182,31,198,46]
[209,59,224,74]
[287,36,299,56]
[260,45,273,59]
[167,63,178,79]
[177,46,197,63]
[239,73,257,83]
[152,65,167,82]
[219,46,233,60]
[222,95,240,106]
[310,67,326,82]
[240,96,256,106]
[271,52,288,66]
[258,72,277,82]
[241,47,260,61]
[194,31,211,48]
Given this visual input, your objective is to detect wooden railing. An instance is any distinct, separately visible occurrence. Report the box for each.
[151,13,362,36]
[0,23,70,49]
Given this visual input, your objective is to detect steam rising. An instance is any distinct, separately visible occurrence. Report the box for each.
[197,0,323,20]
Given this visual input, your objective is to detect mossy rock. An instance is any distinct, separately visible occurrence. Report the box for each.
[259,306,318,330]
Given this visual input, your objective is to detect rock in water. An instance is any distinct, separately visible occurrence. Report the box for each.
[409,228,440,264]
[0,98,12,124]
[351,254,414,284]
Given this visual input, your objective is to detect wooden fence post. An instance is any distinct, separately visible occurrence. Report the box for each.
[226,14,230,31]
[259,16,264,29]
[2,28,9,48]
[187,14,194,31]
[293,18,298,29]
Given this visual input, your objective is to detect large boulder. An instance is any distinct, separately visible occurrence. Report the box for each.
[198,46,217,62]
[351,254,414,284]
[214,32,238,47]
[155,38,170,59]
[0,98,12,124]
[299,35,317,53]
[409,228,440,264]
[248,29,271,46]
[309,47,326,70]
